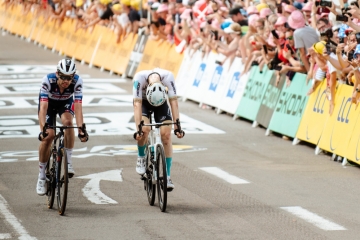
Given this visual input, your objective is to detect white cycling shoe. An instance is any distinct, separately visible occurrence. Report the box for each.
[136,157,146,175]
[68,164,75,178]
[167,177,175,191]
[36,178,47,196]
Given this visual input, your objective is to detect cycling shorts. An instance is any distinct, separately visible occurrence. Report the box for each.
[38,96,75,125]
[142,100,172,123]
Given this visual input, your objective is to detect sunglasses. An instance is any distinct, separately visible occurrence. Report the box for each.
[286,36,293,40]
[58,73,73,81]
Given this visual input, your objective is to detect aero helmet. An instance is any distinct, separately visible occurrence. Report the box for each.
[57,59,76,75]
[146,82,167,106]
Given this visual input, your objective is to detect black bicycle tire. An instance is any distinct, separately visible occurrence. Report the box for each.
[46,149,55,209]
[156,145,167,212]
[57,148,68,215]
[146,148,156,206]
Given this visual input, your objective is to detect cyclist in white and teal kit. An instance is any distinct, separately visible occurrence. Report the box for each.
[132,68,185,190]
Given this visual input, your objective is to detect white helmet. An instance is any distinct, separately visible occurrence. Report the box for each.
[57,59,76,75]
[146,82,167,106]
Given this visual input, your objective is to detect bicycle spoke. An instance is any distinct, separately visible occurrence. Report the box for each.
[57,148,68,215]
[156,145,167,212]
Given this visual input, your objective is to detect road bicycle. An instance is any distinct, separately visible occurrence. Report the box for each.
[137,115,183,212]
[43,117,87,215]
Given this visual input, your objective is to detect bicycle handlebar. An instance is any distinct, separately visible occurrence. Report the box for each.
[40,123,88,141]
[133,119,185,140]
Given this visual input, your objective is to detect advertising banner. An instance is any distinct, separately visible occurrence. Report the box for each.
[267,73,312,137]
[234,67,273,121]
[217,58,248,115]
[255,71,284,128]
[318,84,360,156]
[345,113,360,164]
[124,32,148,78]
[295,80,330,145]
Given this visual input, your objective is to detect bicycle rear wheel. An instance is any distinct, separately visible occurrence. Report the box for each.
[46,151,55,209]
[56,148,68,215]
[156,145,167,212]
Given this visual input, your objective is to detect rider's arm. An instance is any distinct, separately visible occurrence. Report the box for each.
[133,72,146,131]
[39,76,50,131]
[39,101,48,131]
[133,99,143,131]
[74,77,84,134]
[164,72,180,130]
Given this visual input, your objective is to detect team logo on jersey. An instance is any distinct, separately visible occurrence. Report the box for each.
[76,85,82,91]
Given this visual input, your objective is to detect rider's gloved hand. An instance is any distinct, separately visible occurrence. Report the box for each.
[78,132,89,142]
[38,123,49,141]
[174,129,185,138]
[133,131,143,140]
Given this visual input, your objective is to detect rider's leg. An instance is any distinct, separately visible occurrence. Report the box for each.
[137,116,150,157]
[61,112,75,165]
[160,122,173,177]
[38,129,55,179]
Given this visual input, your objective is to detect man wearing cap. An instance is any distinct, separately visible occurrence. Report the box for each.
[287,10,319,72]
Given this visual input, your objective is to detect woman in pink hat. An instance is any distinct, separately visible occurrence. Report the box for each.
[302,1,312,23]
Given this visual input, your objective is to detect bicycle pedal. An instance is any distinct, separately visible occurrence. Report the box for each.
[68,173,74,178]
[140,174,146,180]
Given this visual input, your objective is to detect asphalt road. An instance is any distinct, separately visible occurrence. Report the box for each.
[1,31,360,240]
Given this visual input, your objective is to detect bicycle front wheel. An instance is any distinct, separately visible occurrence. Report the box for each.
[46,151,55,209]
[156,145,167,212]
[56,148,68,215]
[146,154,156,206]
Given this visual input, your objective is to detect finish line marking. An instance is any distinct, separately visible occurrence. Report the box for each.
[199,167,250,184]
[280,206,346,231]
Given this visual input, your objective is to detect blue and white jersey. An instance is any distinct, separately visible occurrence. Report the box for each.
[39,73,83,103]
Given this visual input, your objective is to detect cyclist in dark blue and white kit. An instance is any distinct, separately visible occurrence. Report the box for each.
[36,59,88,196]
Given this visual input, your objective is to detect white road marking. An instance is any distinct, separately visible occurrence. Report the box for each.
[77,170,123,204]
[0,233,11,239]
[0,112,225,138]
[0,95,133,109]
[199,167,250,184]
[0,78,125,83]
[280,206,346,231]
[0,83,126,95]
[0,194,37,239]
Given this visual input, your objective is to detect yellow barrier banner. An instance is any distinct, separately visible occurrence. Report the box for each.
[165,44,184,77]
[346,113,360,164]
[91,26,115,70]
[45,20,59,50]
[38,19,54,47]
[29,15,43,41]
[80,25,103,64]
[137,40,183,77]
[2,5,15,31]
[62,23,82,58]
[295,80,330,145]
[0,3,5,28]
[22,11,34,39]
[10,5,22,35]
[317,84,360,155]
[72,27,93,61]
[54,19,71,54]
[108,33,137,75]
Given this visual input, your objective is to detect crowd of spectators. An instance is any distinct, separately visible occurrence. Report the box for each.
[4,0,360,114]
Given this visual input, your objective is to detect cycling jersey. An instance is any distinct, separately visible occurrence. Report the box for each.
[133,68,177,100]
[39,73,83,104]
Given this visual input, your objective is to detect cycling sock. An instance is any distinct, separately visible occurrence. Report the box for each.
[166,157,172,177]
[39,162,47,180]
[65,148,73,164]
[137,145,146,157]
